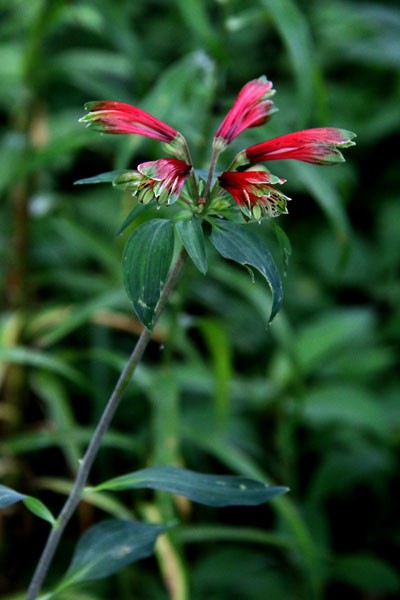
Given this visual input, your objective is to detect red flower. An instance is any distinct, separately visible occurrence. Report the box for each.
[214,77,276,149]
[80,101,186,155]
[218,170,290,218]
[134,158,192,205]
[243,128,356,166]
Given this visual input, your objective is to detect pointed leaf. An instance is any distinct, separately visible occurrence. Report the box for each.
[0,484,26,509]
[270,221,292,275]
[122,219,175,330]
[259,0,318,125]
[117,203,147,235]
[62,519,166,587]
[0,346,87,387]
[0,485,55,524]
[332,554,400,595]
[210,220,283,323]
[91,466,288,507]
[175,217,207,274]
[74,170,129,185]
[22,497,56,526]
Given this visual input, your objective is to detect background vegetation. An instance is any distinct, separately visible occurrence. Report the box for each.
[1,0,399,598]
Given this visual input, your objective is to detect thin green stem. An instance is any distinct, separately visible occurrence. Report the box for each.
[203,145,220,202]
[182,137,200,204]
[26,248,188,600]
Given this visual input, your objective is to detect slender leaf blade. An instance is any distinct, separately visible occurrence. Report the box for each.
[122,219,174,330]
[210,220,283,323]
[92,466,288,507]
[74,170,129,185]
[0,485,55,524]
[0,346,87,387]
[0,484,26,509]
[62,519,166,586]
[117,203,147,235]
[175,217,207,274]
[22,497,56,526]
[259,0,319,125]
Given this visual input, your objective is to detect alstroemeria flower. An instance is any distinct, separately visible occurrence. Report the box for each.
[117,158,191,205]
[218,170,290,219]
[213,76,276,150]
[137,158,191,204]
[80,101,187,157]
[240,128,356,167]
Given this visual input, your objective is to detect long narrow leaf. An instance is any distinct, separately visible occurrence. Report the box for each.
[91,466,288,507]
[259,0,320,125]
[74,170,129,185]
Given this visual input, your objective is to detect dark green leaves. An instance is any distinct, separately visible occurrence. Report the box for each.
[210,220,283,323]
[61,520,167,587]
[90,466,288,507]
[122,216,283,328]
[175,216,207,274]
[122,219,174,330]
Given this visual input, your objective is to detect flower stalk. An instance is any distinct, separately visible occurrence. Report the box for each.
[26,248,188,600]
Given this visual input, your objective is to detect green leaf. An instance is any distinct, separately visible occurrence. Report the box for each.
[91,466,288,507]
[74,170,129,185]
[31,372,82,471]
[0,485,55,525]
[122,219,175,330]
[175,0,220,52]
[331,554,400,594]
[270,221,292,275]
[290,161,350,238]
[142,52,217,149]
[259,0,320,125]
[295,308,375,373]
[60,519,166,587]
[22,497,56,526]
[117,203,147,236]
[210,220,283,324]
[302,384,387,436]
[0,484,26,509]
[175,217,207,274]
[0,346,87,388]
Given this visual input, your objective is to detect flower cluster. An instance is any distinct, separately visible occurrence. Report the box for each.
[80,76,355,219]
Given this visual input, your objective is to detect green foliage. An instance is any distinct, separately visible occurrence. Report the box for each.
[122,219,175,330]
[210,220,283,323]
[90,465,288,506]
[175,217,208,275]
[1,0,399,599]
[0,485,55,525]
[57,520,167,591]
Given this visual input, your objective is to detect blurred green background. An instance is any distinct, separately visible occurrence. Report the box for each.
[1,0,399,598]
